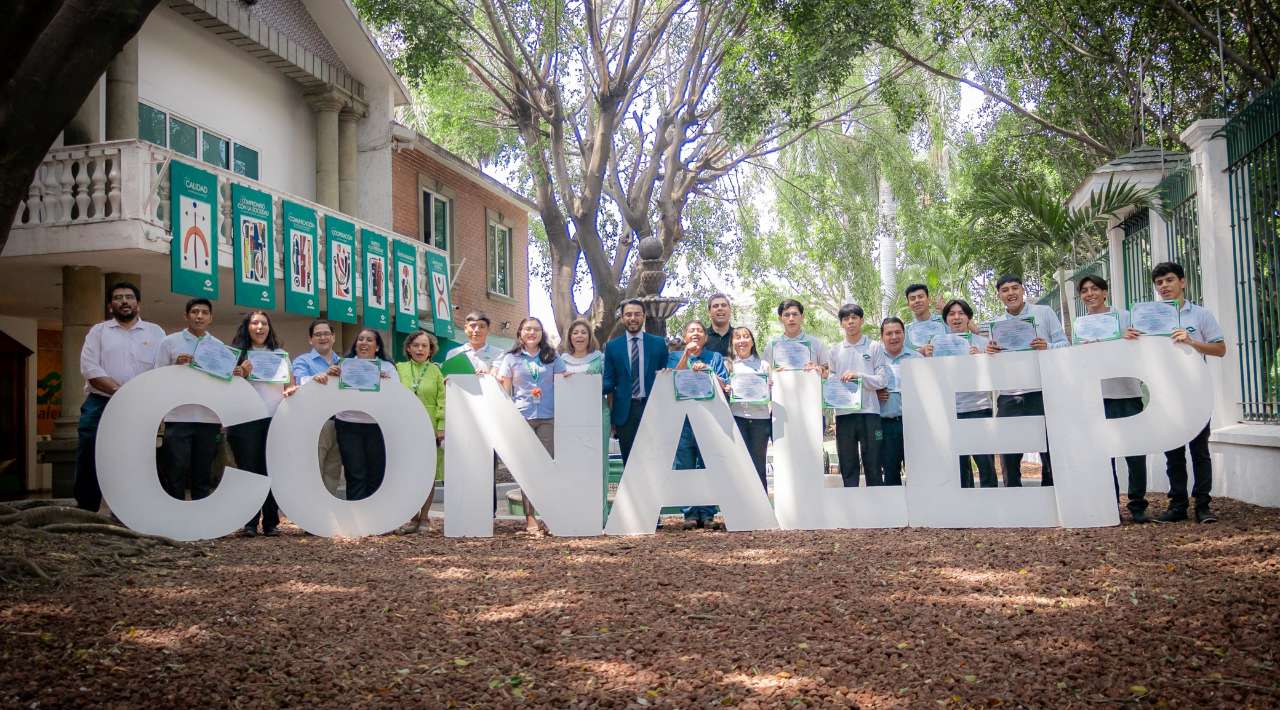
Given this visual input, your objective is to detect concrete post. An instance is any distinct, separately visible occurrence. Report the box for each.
[1180,118,1240,426]
[66,76,105,146]
[1148,207,1171,265]
[56,267,104,441]
[1106,221,1126,306]
[307,92,344,209]
[339,108,360,215]
[105,38,139,141]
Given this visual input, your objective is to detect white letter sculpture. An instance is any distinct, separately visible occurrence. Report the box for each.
[97,366,270,541]
[266,380,434,537]
[444,374,603,537]
[1040,337,1212,527]
[605,371,779,535]
[771,371,907,528]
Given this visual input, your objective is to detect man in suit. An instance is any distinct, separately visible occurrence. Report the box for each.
[603,299,669,463]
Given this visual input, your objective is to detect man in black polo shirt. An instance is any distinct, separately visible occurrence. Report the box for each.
[703,293,734,358]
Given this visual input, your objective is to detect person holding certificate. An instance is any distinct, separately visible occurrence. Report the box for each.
[923,300,997,488]
[1075,275,1151,523]
[824,304,888,487]
[228,311,294,537]
[444,311,507,374]
[312,328,398,501]
[1148,262,1226,524]
[291,320,344,497]
[906,283,978,341]
[668,320,731,529]
[876,317,918,486]
[497,317,566,537]
[152,298,223,502]
[986,275,1068,487]
[728,327,771,491]
[762,299,828,373]
[394,330,446,534]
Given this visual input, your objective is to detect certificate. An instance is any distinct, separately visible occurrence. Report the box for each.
[772,340,812,370]
[1072,312,1122,343]
[339,358,382,392]
[1130,301,1180,336]
[887,363,902,393]
[729,372,769,404]
[189,336,240,381]
[906,319,947,349]
[822,376,862,410]
[989,316,1037,351]
[246,350,290,383]
[931,332,972,357]
[674,370,716,401]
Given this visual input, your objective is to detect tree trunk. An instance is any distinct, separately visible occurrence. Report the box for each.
[0,0,162,256]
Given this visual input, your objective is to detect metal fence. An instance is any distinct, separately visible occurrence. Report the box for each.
[1120,210,1153,308]
[1160,167,1202,305]
[1226,81,1280,423]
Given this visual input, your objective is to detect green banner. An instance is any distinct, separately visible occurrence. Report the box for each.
[231,184,274,309]
[361,229,390,330]
[325,215,357,324]
[169,161,218,298]
[425,250,455,338]
[393,240,419,333]
[281,201,319,316]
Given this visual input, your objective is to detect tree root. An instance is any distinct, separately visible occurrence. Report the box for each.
[7,498,78,510]
[0,503,16,515]
[0,506,118,528]
[0,554,51,581]
[36,524,179,547]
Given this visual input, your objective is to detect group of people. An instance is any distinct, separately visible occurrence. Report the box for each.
[72,258,1224,539]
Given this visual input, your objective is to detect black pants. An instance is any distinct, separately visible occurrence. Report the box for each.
[879,416,904,486]
[335,420,386,501]
[734,416,772,491]
[74,394,110,511]
[1165,421,1212,512]
[996,393,1053,487]
[835,413,881,487]
[615,397,648,464]
[158,422,221,500]
[957,408,998,488]
[1104,397,1148,513]
[226,417,280,532]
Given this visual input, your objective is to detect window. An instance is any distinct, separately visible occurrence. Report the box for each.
[233,144,259,180]
[420,189,451,252]
[201,131,229,170]
[488,222,512,297]
[137,102,259,178]
[169,117,197,158]
[139,103,167,147]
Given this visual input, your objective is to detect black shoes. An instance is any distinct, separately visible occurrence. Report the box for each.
[1156,508,1188,523]
[1130,509,1152,524]
[1195,508,1218,524]
[262,527,280,537]
[240,526,258,537]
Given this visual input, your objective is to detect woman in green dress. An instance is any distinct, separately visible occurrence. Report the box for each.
[558,319,610,523]
[395,329,445,534]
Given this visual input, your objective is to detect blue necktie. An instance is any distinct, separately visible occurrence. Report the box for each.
[630,336,642,398]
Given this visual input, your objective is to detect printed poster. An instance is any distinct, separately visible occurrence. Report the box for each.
[231,184,274,308]
[425,250,454,338]
[282,201,319,316]
[361,229,390,329]
[169,161,218,297]
[325,215,357,323]
[393,239,419,333]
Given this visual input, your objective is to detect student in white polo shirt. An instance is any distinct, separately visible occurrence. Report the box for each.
[152,298,222,501]
[1146,262,1226,523]
[985,274,1069,487]
[824,303,888,487]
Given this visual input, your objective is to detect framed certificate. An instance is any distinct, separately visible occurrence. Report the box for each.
[930,332,971,357]
[189,336,240,381]
[772,340,812,370]
[339,358,382,391]
[674,370,716,401]
[822,376,862,410]
[989,316,1037,351]
[729,372,769,404]
[1130,301,1180,336]
[246,350,290,383]
[906,319,946,349]
[1072,312,1122,343]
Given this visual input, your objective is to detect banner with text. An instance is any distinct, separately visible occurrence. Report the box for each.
[425,250,454,339]
[169,161,218,298]
[361,229,390,330]
[281,201,319,317]
[325,215,357,324]
[231,184,275,309]
[393,240,419,333]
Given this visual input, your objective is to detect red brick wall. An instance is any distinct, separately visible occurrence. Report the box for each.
[392,147,530,343]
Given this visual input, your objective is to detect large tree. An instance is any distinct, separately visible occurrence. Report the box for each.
[0,0,163,257]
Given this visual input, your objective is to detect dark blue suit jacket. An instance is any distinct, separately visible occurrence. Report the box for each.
[602,332,668,424]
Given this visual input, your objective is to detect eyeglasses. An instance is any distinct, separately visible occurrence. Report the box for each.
[111,294,137,302]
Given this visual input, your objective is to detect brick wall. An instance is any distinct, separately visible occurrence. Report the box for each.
[392,147,531,343]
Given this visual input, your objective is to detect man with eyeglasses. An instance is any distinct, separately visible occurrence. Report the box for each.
[75,282,165,511]
[292,319,344,496]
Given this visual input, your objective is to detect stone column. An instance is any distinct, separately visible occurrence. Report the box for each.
[339,107,360,215]
[56,267,104,440]
[66,77,105,146]
[105,38,139,141]
[1181,118,1240,426]
[1106,220,1126,306]
[307,92,344,210]
[1147,207,1171,265]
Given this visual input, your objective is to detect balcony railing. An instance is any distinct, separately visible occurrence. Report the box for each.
[11,139,447,307]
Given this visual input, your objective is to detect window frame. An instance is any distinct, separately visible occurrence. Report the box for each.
[487,220,513,298]
[137,100,260,180]
[417,175,455,258]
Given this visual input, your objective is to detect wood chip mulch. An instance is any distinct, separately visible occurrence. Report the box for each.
[2,494,1278,708]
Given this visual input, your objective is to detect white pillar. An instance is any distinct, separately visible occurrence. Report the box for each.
[307,92,344,210]
[1180,118,1240,426]
[105,38,139,141]
[1148,207,1171,265]
[339,107,360,215]
[1106,220,1125,306]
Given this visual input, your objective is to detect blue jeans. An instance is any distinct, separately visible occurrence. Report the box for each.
[674,419,717,521]
[75,394,110,511]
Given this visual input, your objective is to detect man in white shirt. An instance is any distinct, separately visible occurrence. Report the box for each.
[824,304,888,486]
[445,311,506,374]
[152,298,222,501]
[75,282,165,511]
[986,274,1069,487]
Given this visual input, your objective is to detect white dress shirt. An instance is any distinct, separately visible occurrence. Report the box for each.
[153,329,220,424]
[79,317,165,397]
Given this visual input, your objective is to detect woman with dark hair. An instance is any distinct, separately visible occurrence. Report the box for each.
[497,317,565,536]
[395,330,445,534]
[228,310,293,536]
[728,326,771,492]
[313,328,398,500]
[925,299,997,488]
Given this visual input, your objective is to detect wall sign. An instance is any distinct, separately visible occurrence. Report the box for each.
[281,201,319,317]
[231,184,275,309]
[169,161,218,298]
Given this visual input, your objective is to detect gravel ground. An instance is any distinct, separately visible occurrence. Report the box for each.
[2,494,1278,708]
